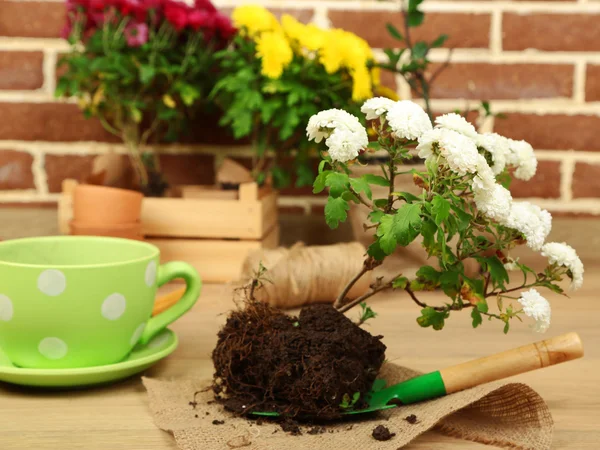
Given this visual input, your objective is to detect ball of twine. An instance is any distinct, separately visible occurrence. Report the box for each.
[240,242,372,309]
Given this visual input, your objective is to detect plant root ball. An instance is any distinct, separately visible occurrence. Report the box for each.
[212,301,386,419]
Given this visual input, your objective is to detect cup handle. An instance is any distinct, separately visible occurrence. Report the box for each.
[139,261,202,346]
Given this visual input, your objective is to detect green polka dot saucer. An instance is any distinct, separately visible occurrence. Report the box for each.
[0,328,177,387]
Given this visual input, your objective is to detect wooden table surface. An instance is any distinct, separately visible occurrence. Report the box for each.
[1,209,599,449]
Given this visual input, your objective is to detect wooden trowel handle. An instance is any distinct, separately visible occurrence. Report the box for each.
[440,332,584,394]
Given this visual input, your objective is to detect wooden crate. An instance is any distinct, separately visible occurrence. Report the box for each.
[58,180,280,283]
[142,182,278,240]
[147,225,280,283]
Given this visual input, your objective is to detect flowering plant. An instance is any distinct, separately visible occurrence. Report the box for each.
[56,0,235,195]
[308,99,584,333]
[211,5,386,187]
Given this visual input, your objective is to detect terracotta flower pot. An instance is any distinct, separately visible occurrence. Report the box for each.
[73,185,143,225]
[70,221,144,241]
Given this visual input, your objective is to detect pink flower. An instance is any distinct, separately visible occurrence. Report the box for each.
[124,22,148,47]
[194,0,216,14]
[164,1,188,31]
[214,14,235,40]
[188,10,214,31]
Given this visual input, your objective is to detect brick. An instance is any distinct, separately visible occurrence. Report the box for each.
[494,114,600,151]
[509,160,561,199]
[426,63,573,100]
[329,11,490,49]
[0,52,44,90]
[0,2,64,38]
[379,69,397,92]
[0,150,35,190]
[44,154,97,193]
[572,162,600,198]
[503,14,600,52]
[0,103,118,142]
[223,8,314,24]
[159,154,215,186]
[585,65,600,102]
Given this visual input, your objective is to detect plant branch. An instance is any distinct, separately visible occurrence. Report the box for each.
[334,262,371,309]
[337,275,395,314]
[348,186,372,208]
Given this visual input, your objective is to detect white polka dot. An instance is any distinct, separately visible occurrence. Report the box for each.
[101,293,127,320]
[38,337,68,360]
[37,270,66,296]
[145,261,157,287]
[130,323,146,346]
[0,295,13,322]
[148,332,170,349]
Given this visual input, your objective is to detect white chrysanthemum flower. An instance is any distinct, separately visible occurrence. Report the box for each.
[417,128,480,176]
[306,109,364,144]
[504,257,519,271]
[386,100,432,140]
[471,155,496,191]
[361,97,396,120]
[518,288,551,333]
[507,139,538,181]
[541,242,585,291]
[435,113,478,139]
[473,183,513,222]
[503,201,552,251]
[477,133,511,175]
[324,127,368,163]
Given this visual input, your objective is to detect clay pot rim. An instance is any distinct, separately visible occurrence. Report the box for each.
[74,184,144,200]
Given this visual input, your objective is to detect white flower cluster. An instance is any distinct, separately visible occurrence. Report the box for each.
[541,242,584,290]
[306,109,368,163]
[518,288,551,333]
[477,133,509,175]
[385,100,433,140]
[435,113,478,139]
[503,201,552,251]
[361,97,396,121]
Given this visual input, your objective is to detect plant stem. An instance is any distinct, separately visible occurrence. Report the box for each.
[334,263,371,309]
[348,186,372,208]
[337,279,394,314]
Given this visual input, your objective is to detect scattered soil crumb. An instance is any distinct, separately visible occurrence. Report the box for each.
[372,425,396,441]
[272,429,278,434]
[280,419,302,435]
[194,414,198,418]
[188,401,198,409]
[212,420,225,425]
[205,412,210,416]
[346,425,354,431]
[404,414,419,424]
[256,419,264,426]
[307,426,326,435]
[207,400,215,405]
[328,429,335,434]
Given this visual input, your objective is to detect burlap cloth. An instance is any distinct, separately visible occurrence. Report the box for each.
[142,363,553,450]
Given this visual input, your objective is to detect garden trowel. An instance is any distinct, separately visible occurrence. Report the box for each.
[254,332,583,417]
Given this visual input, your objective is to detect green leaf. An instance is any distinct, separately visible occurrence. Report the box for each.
[417,307,449,331]
[318,159,328,174]
[376,214,398,254]
[350,177,372,200]
[407,10,425,27]
[386,23,404,41]
[450,205,472,231]
[417,266,441,284]
[367,240,387,261]
[368,210,385,224]
[358,302,378,323]
[313,171,330,194]
[179,84,201,106]
[420,219,437,252]
[431,34,449,48]
[374,199,388,209]
[431,196,451,225]
[139,65,155,84]
[471,308,482,328]
[477,301,489,314]
[440,269,460,297]
[392,276,409,289]
[480,256,509,290]
[325,172,350,198]
[396,191,420,203]
[411,41,429,59]
[324,196,349,229]
[394,203,423,246]
[503,321,510,334]
[362,174,389,187]
[408,0,424,11]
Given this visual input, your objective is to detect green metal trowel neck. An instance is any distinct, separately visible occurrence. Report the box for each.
[368,371,447,407]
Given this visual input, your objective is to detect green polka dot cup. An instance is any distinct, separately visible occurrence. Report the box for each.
[0,236,202,369]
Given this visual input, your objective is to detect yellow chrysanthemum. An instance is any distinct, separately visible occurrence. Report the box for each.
[281,15,304,43]
[319,29,347,73]
[375,84,400,101]
[351,65,374,101]
[302,24,327,51]
[232,5,280,36]
[281,15,326,52]
[256,31,293,79]
[370,67,381,87]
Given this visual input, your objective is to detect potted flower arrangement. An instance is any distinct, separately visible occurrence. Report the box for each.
[56,0,235,197]
[210,98,584,418]
[210,5,383,188]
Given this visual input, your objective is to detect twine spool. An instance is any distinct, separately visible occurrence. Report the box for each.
[240,242,372,309]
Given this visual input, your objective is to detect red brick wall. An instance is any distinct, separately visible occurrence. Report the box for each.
[0,0,599,216]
